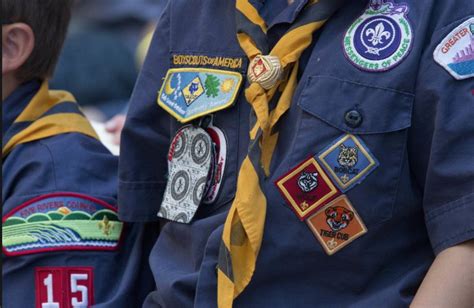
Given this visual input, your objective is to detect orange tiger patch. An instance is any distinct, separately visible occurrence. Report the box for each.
[325,206,354,231]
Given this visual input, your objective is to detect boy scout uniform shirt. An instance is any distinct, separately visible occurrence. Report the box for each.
[3,81,156,307]
[119,0,474,307]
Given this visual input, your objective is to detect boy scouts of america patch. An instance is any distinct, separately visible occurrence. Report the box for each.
[2,193,124,256]
[158,125,212,223]
[343,0,413,72]
[433,17,474,80]
[276,157,340,220]
[306,195,367,255]
[317,134,379,192]
[158,68,243,123]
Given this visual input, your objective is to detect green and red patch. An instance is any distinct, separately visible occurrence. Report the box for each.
[2,193,124,256]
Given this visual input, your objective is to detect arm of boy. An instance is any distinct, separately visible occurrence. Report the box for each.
[412,240,474,307]
[408,10,474,307]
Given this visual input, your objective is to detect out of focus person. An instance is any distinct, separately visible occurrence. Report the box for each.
[52,0,166,150]
[2,1,156,306]
[104,22,157,147]
[51,0,166,120]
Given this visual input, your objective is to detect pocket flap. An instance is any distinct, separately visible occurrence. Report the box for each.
[297,76,414,134]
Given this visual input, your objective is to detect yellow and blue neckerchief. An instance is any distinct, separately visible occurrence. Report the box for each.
[217,0,345,306]
[2,81,98,158]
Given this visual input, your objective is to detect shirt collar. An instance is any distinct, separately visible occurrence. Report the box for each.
[2,80,41,141]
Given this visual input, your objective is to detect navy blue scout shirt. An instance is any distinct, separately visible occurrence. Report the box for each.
[119,0,474,307]
[3,81,156,307]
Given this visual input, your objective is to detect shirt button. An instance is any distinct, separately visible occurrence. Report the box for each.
[344,110,363,128]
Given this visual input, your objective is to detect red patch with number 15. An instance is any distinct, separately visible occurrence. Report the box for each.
[35,267,94,308]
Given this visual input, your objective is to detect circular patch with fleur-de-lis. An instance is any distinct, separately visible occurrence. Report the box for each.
[343,0,413,72]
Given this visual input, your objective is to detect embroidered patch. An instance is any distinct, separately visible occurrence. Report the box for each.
[276,157,340,220]
[203,124,227,204]
[343,0,413,72]
[2,193,124,256]
[158,125,212,223]
[158,68,243,123]
[36,267,94,308]
[306,195,367,255]
[433,17,474,80]
[317,134,379,192]
[172,54,244,70]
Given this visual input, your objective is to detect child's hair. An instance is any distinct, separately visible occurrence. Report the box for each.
[1,0,74,82]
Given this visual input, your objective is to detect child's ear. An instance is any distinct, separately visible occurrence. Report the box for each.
[2,23,35,75]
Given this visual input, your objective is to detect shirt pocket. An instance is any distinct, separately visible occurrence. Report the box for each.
[289,75,414,227]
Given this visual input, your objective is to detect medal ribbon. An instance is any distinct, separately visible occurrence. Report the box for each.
[2,81,98,157]
[217,0,344,306]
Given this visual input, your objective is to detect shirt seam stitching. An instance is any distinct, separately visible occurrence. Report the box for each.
[425,192,474,221]
[433,229,474,251]
[308,75,416,97]
[38,140,58,190]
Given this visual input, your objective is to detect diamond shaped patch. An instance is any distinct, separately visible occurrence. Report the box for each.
[317,134,378,192]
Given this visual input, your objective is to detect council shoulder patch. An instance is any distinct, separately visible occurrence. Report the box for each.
[2,193,124,256]
[276,157,340,220]
[158,68,243,123]
[306,195,367,255]
[317,134,379,192]
[343,0,413,72]
[434,17,474,80]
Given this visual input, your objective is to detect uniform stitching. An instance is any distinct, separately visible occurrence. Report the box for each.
[432,16,474,39]
[119,181,167,190]
[38,140,58,190]
[433,229,474,252]
[308,75,415,97]
[389,129,409,222]
[425,192,474,221]
[298,76,414,134]
[169,50,246,58]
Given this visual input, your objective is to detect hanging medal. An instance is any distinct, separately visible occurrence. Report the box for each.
[158,124,213,223]
[203,123,228,204]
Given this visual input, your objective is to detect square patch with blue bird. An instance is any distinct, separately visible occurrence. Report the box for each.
[158,68,243,123]
[2,193,124,256]
[317,134,379,192]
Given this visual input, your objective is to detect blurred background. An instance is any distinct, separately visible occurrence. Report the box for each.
[50,0,167,154]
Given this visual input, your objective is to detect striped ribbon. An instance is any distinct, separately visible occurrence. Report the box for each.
[2,81,98,157]
[217,0,344,306]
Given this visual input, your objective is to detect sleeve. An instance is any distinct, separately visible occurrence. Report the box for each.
[118,2,173,222]
[2,142,57,208]
[409,12,474,254]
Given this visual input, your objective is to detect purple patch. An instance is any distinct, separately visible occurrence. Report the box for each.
[354,16,402,61]
[343,0,413,72]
